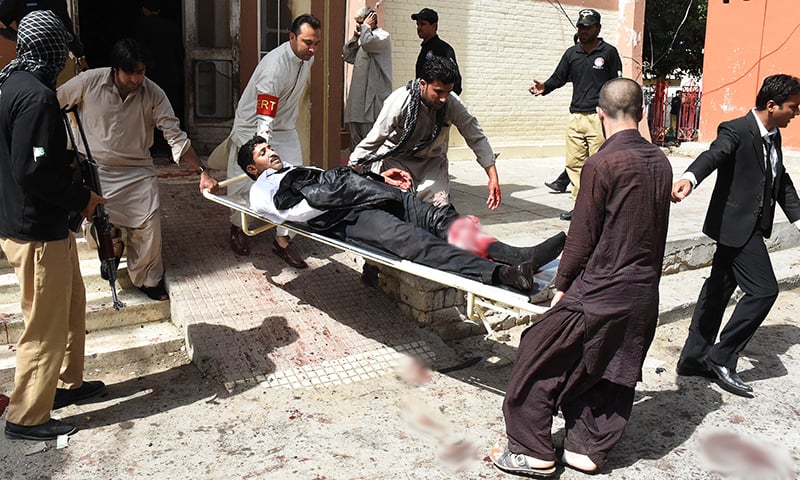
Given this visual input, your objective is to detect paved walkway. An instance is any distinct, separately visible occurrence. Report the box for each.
[155,146,800,392]
[2,288,798,479]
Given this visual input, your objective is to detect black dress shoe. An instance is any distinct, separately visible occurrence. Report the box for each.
[138,280,169,301]
[529,232,566,270]
[5,418,77,441]
[53,380,107,409]
[545,171,570,193]
[704,358,753,396]
[361,263,380,288]
[676,359,716,378]
[496,260,541,292]
[559,210,573,221]
[272,240,308,269]
[230,225,251,256]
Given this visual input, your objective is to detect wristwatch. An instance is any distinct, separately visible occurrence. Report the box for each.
[195,165,207,175]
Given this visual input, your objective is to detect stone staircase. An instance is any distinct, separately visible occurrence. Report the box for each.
[0,237,183,387]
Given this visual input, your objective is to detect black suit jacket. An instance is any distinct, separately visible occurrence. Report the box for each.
[687,112,800,248]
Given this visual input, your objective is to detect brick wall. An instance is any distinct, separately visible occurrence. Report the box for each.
[379,1,620,158]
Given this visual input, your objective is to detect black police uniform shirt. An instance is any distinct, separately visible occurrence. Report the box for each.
[542,39,622,113]
[415,35,462,95]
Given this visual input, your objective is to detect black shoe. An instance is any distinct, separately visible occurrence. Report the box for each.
[230,225,251,256]
[559,210,573,221]
[486,232,566,268]
[138,280,169,301]
[5,418,77,441]
[53,380,107,409]
[676,359,715,378]
[361,263,380,288]
[704,358,753,396]
[530,232,566,270]
[545,171,570,193]
[497,260,540,292]
[272,240,308,269]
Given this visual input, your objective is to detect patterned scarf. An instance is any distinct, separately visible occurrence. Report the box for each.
[356,79,447,167]
[0,10,68,88]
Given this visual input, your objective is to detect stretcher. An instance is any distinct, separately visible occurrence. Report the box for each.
[203,174,556,336]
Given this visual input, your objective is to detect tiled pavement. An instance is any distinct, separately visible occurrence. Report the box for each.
[155,148,800,392]
[158,167,438,392]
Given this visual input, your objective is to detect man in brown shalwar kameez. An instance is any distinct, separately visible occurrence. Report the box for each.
[491,78,673,478]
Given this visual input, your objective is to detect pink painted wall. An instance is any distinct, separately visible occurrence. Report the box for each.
[700,0,800,148]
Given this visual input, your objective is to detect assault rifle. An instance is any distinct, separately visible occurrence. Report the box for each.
[63,107,125,310]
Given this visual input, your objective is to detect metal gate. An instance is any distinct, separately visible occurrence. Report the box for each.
[677,85,702,142]
[645,80,702,146]
[646,79,670,146]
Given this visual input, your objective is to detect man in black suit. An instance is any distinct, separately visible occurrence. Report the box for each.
[672,74,800,397]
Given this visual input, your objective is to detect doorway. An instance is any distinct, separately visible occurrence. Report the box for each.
[76,0,184,120]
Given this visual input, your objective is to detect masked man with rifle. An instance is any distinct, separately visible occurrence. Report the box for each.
[0,10,107,441]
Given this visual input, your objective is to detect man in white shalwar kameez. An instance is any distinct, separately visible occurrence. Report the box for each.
[342,6,392,149]
[220,14,321,265]
[58,38,218,301]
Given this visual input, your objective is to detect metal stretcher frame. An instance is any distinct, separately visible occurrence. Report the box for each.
[203,174,552,336]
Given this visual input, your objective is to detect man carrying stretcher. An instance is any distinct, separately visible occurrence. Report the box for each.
[237,136,565,293]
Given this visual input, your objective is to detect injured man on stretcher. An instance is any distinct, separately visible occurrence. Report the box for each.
[237,136,565,293]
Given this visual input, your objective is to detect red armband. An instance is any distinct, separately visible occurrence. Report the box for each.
[256,93,279,117]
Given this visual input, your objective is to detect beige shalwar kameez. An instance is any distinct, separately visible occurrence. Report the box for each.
[58,67,190,288]
[349,87,495,206]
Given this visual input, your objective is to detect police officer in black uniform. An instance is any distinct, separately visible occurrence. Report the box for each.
[529,9,622,221]
[411,7,462,95]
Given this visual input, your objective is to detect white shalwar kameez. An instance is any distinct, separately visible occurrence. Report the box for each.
[224,41,314,236]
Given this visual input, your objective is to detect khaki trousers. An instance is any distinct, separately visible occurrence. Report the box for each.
[1,234,86,426]
[565,112,605,202]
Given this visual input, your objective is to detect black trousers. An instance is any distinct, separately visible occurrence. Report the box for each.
[329,194,498,283]
[680,231,778,370]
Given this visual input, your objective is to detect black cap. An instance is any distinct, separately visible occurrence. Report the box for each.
[576,8,600,27]
[411,8,438,24]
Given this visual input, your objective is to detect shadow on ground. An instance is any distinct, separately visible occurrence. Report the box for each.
[59,317,297,430]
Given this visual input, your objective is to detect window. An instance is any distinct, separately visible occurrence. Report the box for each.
[195,61,233,118]
[260,0,292,56]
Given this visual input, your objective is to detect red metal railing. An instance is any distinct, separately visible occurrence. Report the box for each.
[645,79,702,145]
[677,86,701,142]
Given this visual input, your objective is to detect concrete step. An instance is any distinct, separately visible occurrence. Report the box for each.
[661,221,800,275]
[0,257,133,305]
[0,320,184,388]
[658,246,800,325]
[0,285,171,345]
